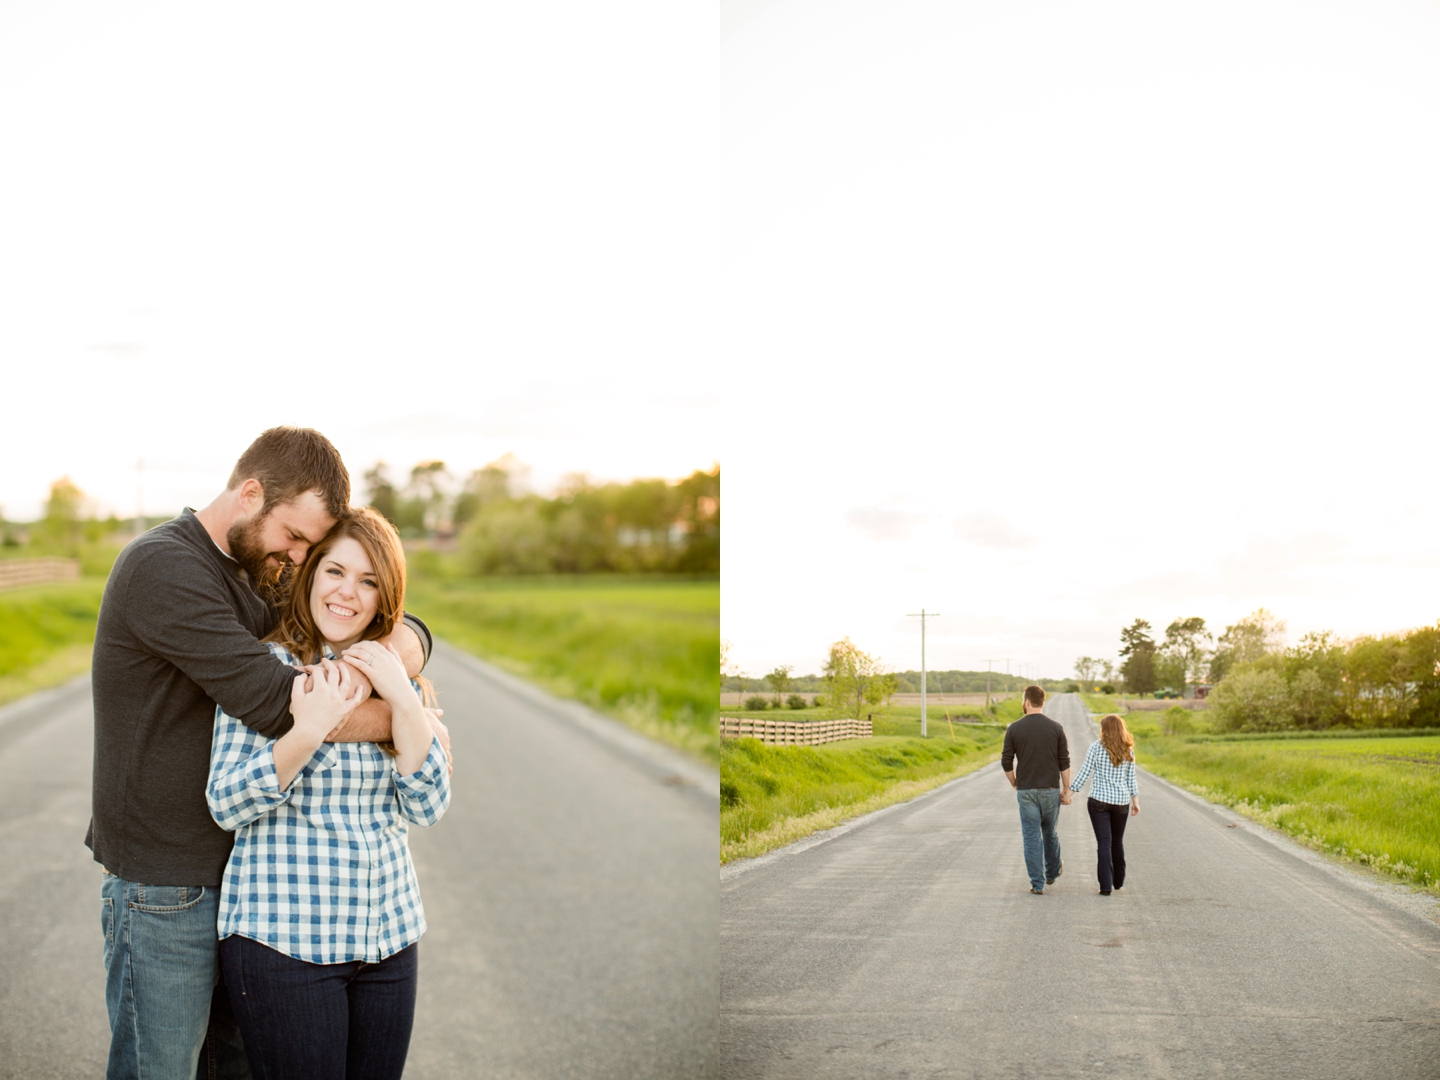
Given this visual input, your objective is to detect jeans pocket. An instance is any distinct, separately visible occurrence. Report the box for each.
[131,885,207,913]
[101,896,115,967]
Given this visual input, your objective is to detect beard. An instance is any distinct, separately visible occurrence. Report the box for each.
[226,512,291,599]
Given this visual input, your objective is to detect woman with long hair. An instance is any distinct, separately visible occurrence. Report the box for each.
[206,506,450,1080]
[1068,713,1139,896]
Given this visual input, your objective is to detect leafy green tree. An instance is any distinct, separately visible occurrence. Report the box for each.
[1211,668,1293,732]
[459,498,554,574]
[454,454,521,528]
[1342,635,1406,726]
[1280,631,1345,727]
[822,638,893,720]
[1119,619,1158,695]
[1210,609,1285,682]
[1160,617,1211,691]
[1288,668,1336,729]
[1074,657,1099,685]
[766,664,794,707]
[363,463,399,524]
[1406,624,1440,727]
[673,466,719,573]
[34,477,88,547]
[400,461,452,537]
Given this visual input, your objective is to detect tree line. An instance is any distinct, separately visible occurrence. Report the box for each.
[722,637,1071,717]
[367,456,718,575]
[1097,609,1440,730]
[3,461,719,580]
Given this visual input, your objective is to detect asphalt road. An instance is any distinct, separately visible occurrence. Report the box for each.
[720,693,1440,1080]
[0,642,718,1079]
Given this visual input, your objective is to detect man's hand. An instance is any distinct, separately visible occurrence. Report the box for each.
[1004,769,1017,789]
[1060,789,1073,805]
[307,663,372,706]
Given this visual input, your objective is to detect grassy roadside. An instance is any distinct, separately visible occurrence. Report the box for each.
[405,576,719,765]
[1133,731,1440,892]
[1080,693,1122,715]
[720,721,1007,862]
[0,580,106,708]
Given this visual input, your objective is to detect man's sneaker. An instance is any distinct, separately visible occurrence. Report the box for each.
[1046,861,1064,885]
[1030,887,1044,894]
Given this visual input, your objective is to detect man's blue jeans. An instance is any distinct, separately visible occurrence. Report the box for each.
[99,870,250,1080]
[1016,789,1062,891]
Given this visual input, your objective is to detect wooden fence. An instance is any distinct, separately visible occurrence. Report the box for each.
[0,557,81,591]
[720,716,872,746]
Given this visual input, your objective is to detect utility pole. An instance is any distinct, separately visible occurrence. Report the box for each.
[906,609,940,738]
[982,659,1000,710]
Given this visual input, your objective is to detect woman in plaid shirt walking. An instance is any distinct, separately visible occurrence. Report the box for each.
[1068,714,1140,896]
[207,507,450,1080]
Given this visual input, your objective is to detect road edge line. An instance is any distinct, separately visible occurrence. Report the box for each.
[432,639,719,803]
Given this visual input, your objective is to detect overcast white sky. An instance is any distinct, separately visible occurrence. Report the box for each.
[721,0,1440,679]
[6,2,1438,682]
[0,2,713,521]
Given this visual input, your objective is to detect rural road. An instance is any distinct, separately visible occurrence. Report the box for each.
[0,641,718,1079]
[720,693,1440,1079]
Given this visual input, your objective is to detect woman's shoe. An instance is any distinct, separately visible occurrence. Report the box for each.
[1098,890,1111,896]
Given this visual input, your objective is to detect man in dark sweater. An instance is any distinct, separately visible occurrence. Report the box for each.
[1001,685,1072,894]
[88,427,438,1080]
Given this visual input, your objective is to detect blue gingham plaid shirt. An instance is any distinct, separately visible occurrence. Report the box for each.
[207,642,450,964]
[1069,740,1139,806]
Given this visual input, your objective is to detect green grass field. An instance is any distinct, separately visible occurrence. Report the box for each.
[405,577,719,764]
[0,579,106,707]
[720,723,1006,862]
[1080,693,1123,715]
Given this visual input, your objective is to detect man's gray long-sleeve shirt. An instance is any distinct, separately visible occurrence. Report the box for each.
[1000,712,1070,790]
[85,509,431,886]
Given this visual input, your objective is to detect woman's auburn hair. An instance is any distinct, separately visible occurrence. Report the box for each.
[1098,713,1135,767]
[264,506,407,663]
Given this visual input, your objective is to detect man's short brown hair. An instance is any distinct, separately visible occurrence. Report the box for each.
[228,427,350,520]
[1023,684,1046,710]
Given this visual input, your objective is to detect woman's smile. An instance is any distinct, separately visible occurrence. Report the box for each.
[309,537,380,650]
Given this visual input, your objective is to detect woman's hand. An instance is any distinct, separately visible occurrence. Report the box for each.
[341,639,435,774]
[340,640,412,703]
[276,660,365,790]
[1131,798,1140,816]
[291,660,364,742]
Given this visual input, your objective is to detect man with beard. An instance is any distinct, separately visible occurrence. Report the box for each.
[86,426,441,1080]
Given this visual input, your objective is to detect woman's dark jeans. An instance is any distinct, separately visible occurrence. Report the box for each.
[1086,797,1130,893]
[220,935,418,1080]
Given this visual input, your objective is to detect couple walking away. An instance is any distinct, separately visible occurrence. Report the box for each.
[88,426,453,1080]
[1002,685,1140,895]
